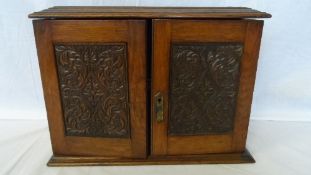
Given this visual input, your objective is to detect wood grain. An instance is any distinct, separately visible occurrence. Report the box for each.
[31,7,269,164]
[151,19,264,156]
[231,20,263,152]
[33,20,147,158]
[33,20,65,154]
[151,20,171,156]
[171,20,247,42]
[168,135,233,155]
[47,149,255,166]
[29,6,271,19]
[127,21,147,158]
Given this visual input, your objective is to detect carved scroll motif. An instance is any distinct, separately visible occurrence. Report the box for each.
[54,43,130,138]
[169,43,243,135]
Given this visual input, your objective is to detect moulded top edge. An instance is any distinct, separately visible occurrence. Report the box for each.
[28,6,272,19]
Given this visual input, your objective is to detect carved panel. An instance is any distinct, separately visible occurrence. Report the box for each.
[169,43,243,136]
[54,43,130,138]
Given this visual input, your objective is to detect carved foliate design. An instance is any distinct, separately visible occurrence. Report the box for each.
[169,43,243,136]
[54,43,130,138]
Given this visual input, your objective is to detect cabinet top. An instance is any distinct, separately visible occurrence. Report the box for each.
[29,6,271,19]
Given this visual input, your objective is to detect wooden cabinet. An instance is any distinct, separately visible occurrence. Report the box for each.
[29,6,271,166]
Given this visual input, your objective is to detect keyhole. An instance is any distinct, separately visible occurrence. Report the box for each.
[158,98,162,103]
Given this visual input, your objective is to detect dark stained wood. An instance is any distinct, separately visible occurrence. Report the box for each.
[151,19,263,156]
[47,149,255,166]
[33,20,147,158]
[169,43,243,136]
[55,43,131,138]
[29,6,271,19]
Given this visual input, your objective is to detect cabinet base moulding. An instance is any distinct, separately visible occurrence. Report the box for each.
[48,149,255,166]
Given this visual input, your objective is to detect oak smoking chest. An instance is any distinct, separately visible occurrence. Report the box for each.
[29,6,271,166]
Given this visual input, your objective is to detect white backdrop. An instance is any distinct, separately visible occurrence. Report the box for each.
[1,0,311,121]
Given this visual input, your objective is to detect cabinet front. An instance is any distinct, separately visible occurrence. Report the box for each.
[34,20,147,158]
[151,19,263,156]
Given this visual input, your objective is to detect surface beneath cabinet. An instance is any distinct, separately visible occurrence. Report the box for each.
[1,120,310,175]
[28,6,271,19]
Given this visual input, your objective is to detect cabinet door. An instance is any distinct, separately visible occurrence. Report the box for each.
[34,20,147,158]
[152,19,263,156]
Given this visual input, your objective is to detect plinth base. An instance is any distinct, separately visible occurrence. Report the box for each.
[47,149,255,166]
